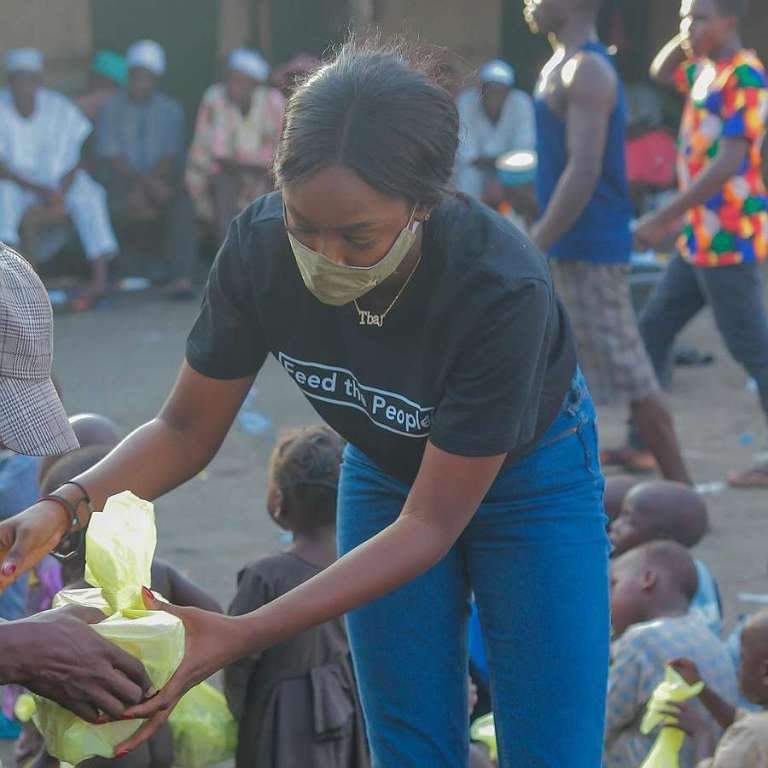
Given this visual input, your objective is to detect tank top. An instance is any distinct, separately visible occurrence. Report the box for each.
[535,41,633,263]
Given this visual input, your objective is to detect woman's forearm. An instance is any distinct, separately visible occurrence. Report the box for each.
[229,513,453,660]
[53,417,215,521]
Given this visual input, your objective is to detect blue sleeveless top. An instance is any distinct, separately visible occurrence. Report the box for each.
[535,41,633,263]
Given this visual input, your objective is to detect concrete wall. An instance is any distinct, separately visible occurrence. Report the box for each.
[374,0,502,66]
[0,0,92,89]
[219,0,253,56]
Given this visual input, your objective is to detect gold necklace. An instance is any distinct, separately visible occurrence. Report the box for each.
[353,254,422,328]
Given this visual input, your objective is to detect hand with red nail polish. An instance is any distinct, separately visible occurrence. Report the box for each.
[114,588,243,757]
[0,499,73,592]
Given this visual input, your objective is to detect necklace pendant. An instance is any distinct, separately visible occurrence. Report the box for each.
[358,309,383,327]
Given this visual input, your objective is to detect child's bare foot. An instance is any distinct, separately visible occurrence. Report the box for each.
[600,446,657,474]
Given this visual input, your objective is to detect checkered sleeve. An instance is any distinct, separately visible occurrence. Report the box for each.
[606,636,645,746]
[720,60,768,143]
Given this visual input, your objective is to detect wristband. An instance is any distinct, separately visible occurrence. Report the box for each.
[39,495,83,562]
[60,481,94,526]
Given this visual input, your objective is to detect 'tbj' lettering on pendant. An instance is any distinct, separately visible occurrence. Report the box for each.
[358,310,383,327]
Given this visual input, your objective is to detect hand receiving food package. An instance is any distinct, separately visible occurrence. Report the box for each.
[33,491,184,765]
[639,665,705,768]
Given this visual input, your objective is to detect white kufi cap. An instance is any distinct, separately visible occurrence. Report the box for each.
[479,59,515,87]
[126,39,166,76]
[5,48,44,74]
[228,48,269,82]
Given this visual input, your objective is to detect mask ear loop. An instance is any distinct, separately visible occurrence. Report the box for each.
[408,205,423,234]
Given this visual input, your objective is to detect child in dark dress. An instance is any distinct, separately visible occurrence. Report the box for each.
[224,425,369,768]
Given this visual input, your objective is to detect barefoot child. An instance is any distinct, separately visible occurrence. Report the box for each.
[606,541,737,768]
[668,608,768,766]
[224,426,369,768]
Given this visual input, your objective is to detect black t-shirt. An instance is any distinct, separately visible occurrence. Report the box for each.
[187,192,576,484]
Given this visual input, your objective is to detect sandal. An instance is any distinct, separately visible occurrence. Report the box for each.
[727,463,768,489]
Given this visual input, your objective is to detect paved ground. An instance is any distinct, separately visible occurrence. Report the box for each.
[2,277,768,762]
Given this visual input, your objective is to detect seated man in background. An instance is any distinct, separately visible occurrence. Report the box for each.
[454,59,536,206]
[76,50,127,123]
[95,40,197,298]
[0,49,118,305]
[186,48,285,241]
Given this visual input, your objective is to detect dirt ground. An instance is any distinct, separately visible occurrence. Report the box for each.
[2,279,768,763]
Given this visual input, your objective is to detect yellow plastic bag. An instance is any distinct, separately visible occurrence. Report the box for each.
[639,666,705,768]
[32,491,185,766]
[21,682,237,768]
[168,682,237,768]
[470,713,497,763]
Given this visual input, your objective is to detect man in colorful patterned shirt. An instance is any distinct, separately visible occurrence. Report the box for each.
[625,0,768,486]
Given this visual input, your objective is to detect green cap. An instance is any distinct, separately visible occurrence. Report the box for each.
[91,50,128,86]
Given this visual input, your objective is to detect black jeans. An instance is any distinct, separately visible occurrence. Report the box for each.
[630,254,768,446]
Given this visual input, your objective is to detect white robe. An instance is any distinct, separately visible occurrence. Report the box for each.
[0,88,116,260]
[454,87,536,201]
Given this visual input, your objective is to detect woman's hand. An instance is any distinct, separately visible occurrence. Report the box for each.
[113,589,247,758]
[0,501,71,590]
[1,607,152,722]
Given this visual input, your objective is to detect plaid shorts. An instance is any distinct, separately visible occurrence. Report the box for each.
[551,260,659,405]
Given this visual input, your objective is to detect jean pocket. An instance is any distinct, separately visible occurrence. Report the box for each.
[491,417,602,501]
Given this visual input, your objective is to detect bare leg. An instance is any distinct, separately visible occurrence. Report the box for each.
[85,254,110,296]
[71,253,113,312]
[630,393,691,484]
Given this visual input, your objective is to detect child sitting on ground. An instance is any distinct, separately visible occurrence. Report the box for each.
[605,541,738,768]
[604,475,639,524]
[609,480,722,635]
[38,412,122,486]
[224,426,369,768]
[671,610,768,768]
[666,609,768,766]
[14,446,222,768]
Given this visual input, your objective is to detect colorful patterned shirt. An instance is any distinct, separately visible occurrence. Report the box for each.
[674,50,768,267]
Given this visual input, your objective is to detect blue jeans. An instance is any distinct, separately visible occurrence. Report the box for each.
[337,372,610,767]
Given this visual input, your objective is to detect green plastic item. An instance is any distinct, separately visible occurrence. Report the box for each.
[169,681,237,768]
[639,666,705,768]
[32,492,186,766]
[470,713,497,763]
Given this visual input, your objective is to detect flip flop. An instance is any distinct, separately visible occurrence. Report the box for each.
[727,465,768,489]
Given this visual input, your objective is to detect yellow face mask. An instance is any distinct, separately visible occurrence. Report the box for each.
[286,206,419,306]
